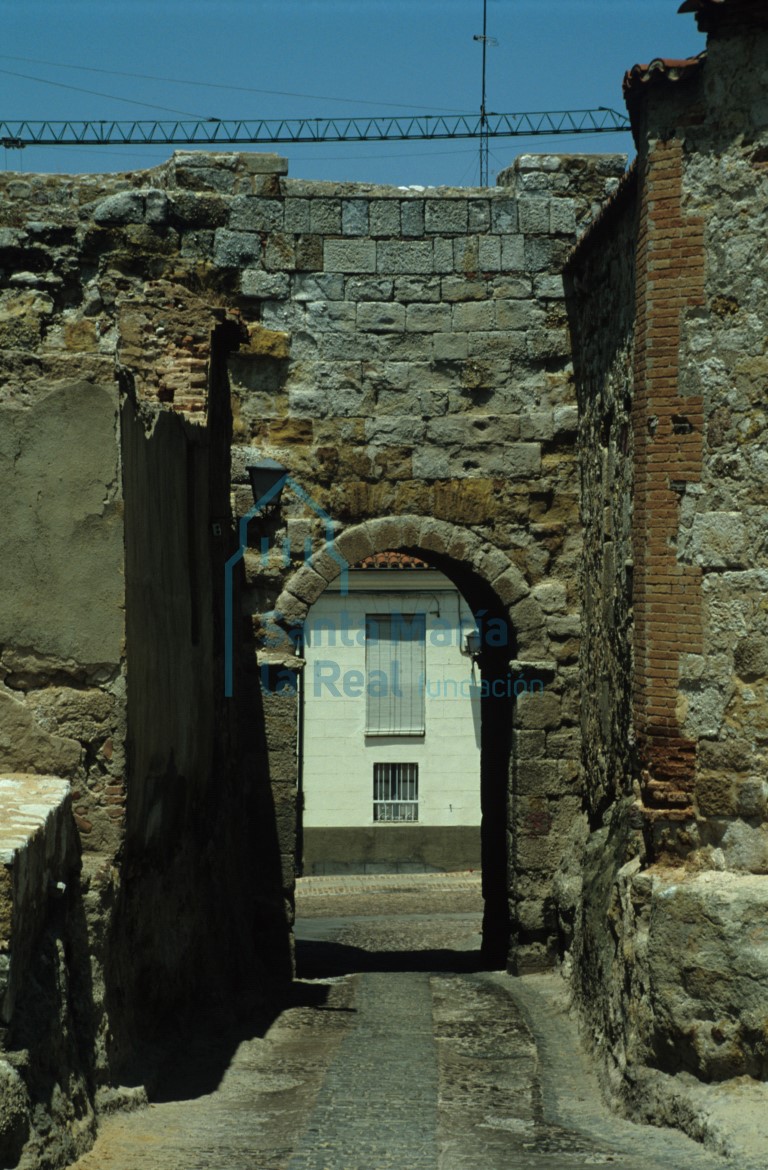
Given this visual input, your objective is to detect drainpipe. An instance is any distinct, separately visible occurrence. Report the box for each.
[295,628,305,878]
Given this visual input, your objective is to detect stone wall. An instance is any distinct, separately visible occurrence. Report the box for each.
[0,148,628,1161]
[566,0,768,1123]
[223,152,625,969]
[0,371,125,855]
[0,776,91,1167]
[0,169,292,1164]
[563,170,645,1069]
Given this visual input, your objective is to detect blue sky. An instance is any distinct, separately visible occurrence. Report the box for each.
[1,1,704,186]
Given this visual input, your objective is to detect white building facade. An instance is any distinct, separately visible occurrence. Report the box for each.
[300,556,482,874]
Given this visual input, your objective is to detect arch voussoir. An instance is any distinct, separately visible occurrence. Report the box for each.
[491,567,531,611]
[474,544,517,589]
[307,545,347,585]
[411,517,456,558]
[285,564,328,607]
[334,522,376,566]
[274,590,309,627]
[364,515,421,553]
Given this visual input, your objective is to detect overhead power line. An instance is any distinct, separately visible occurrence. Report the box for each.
[0,53,469,114]
[0,109,630,150]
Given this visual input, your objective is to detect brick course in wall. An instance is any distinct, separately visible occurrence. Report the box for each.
[631,137,705,826]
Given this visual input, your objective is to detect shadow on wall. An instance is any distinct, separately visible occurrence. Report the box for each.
[105,345,292,1082]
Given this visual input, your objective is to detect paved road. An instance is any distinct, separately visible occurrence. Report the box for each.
[68,876,744,1170]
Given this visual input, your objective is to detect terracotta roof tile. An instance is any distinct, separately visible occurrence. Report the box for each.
[623,54,706,105]
[622,53,706,141]
[356,552,432,570]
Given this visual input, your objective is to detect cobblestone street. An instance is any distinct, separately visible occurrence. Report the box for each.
[68,876,747,1170]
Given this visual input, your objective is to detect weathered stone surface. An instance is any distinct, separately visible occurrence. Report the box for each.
[243,323,291,359]
[0,1059,29,1166]
[213,228,263,266]
[647,871,768,1080]
[239,152,289,174]
[229,196,284,232]
[369,200,401,237]
[323,239,376,273]
[688,512,748,569]
[240,268,290,299]
[376,240,433,274]
[342,199,369,236]
[424,199,468,233]
[310,199,342,234]
[516,691,562,730]
[92,191,144,225]
[356,302,405,332]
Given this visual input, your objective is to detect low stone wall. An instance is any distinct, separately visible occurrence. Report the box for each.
[0,775,76,1034]
[0,774,94,1168]
[302,826,481,875]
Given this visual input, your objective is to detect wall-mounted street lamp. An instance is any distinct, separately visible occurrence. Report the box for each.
[464,628,482,663]
[246,459,288,514]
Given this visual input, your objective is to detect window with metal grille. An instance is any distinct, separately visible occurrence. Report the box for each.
[373,762,419,822]
[365,612,426,735]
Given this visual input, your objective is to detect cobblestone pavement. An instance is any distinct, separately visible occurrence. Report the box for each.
[68,875,749,1170]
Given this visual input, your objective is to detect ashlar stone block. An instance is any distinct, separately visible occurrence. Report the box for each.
[394,275,440,302]
[516,690,562,730]
[468,200,491,233]
[501,235,525,271]
[424,200,469,234]
[356,302,406,333]
[284,199,311,232]
[405,303,452,332]
[400,201,425,237]
[518,198,551,235]
[310,199,342,234]
[433,238,455,274]
[213,228,262,267]
[550,198,577,234]
[505,443,542,478]
[376,240,433,274]
[452,302,495,331]
[433,332,469,360]
[346,277,393,301]
[229,197,284,232]
[293,273,345,301]
[335,524,376,566]
[490,198,518,233]
[342,200,369,236]
[240,269,290,300]
[324,239,376,273]
[369,200,402,237]
[478,236,502,271]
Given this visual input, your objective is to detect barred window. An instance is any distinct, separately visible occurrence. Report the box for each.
[373,762,419,822]
[365,612,426,735]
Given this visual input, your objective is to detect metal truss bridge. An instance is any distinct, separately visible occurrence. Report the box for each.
[0,108,629,150]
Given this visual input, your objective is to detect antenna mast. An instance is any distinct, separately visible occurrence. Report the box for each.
[473,0,496,185]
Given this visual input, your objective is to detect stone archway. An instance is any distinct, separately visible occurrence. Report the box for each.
[256,515,577,972]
